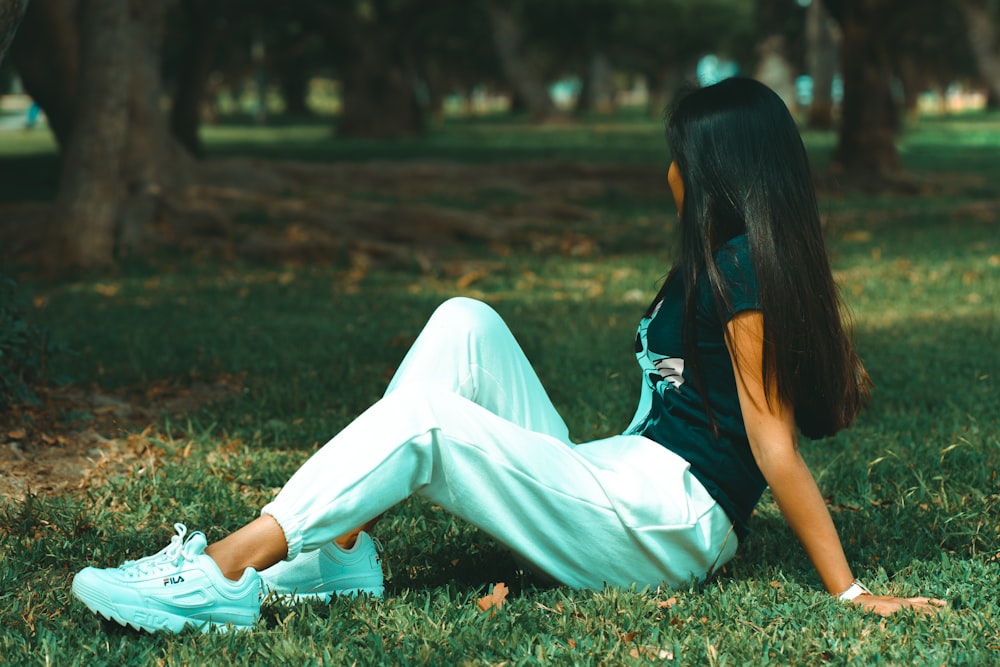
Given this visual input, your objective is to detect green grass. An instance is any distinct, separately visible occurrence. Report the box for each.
[1,112,999,665]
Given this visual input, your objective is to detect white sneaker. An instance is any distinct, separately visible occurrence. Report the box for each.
[72,523,261,633]
[260,532,384,603]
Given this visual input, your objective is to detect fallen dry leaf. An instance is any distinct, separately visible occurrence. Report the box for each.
[631,645,675,660]
[657,597,678,609]
[477,582,509,613]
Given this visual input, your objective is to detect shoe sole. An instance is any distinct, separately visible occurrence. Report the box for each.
[73,575,257,634]
[86,602,254,634]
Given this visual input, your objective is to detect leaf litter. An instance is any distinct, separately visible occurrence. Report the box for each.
[0,374,244,500]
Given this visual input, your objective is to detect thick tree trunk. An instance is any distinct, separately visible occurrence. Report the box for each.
[10,0,79,148]
[958,0,1000,103]
[46,0,129,271]
[337,35,425,138]
[832,1,903,181]
[118,0,193,254]
[481,0,559,121]
[307,0,430,138]
[18,0,192,270]
[0,0,28,63]
[169,0,224,156]
[806,0,838,129]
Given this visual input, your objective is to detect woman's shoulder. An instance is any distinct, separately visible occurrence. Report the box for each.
[714,234,753,277]
[715,233,750,259]
[708,234,759,311]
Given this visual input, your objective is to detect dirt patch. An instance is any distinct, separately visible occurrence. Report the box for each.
[0,159,665,268]
[167,158,663,265]
[0,374,243,501]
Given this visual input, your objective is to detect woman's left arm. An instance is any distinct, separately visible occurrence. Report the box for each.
[725,311,945,616]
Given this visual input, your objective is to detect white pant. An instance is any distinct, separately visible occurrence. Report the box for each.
[262,297,736,589]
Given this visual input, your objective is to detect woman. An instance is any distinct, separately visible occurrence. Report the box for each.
[71,78,943,634]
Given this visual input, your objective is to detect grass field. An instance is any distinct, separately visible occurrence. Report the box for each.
[1,111,998,665]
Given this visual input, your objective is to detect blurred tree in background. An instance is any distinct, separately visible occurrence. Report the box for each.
[821,0,972,183]
[958,0,1000,106]
[0,0,27,63]
[12,0,192,268]
[1,0,995,272]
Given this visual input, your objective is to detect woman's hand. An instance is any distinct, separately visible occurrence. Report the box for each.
[851,594,948,617]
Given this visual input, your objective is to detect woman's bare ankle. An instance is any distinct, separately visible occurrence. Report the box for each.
[204,515,289,580]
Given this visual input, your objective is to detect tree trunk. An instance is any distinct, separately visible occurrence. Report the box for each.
[645,67,678,118]
[832,1,904,182]
[754,35,798,114]
[169,0,224,156]
[10,0,79,148]
[958,0,1000,103]
[46,0,130,271]
[894,52,923,121]
[118,0,192,254]
[308,0,430,138]
[0,0,28,63]
[644,56,699,118]
[481,0,559,121]
[272,29,320,119]
[337,30,425,138]
[278,65,312,117]
[754,0,798,113]
[417,56,448,122]
[806,0,838,129]
[20,0,192,270]
[577,51,616,114]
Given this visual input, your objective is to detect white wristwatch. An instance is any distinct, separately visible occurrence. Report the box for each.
[838,580,873,601]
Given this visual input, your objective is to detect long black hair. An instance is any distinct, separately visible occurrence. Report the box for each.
[663,77,870,439]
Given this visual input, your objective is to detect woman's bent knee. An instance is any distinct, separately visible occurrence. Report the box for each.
[430,297,504,335]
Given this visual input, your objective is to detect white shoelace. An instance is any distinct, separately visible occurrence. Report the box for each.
[119,523,193,578]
